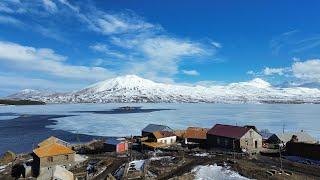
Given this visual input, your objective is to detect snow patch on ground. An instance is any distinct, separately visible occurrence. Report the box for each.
[192,164,249,180]
[193,153,209,157]
[128,160,145,171]
[150,156,174,161]
[0,165,7,172]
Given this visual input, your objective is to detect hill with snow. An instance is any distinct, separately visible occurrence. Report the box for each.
[7,75,320,104]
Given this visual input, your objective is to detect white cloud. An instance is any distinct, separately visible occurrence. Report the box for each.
[0,75,85,93]
[84,11,159,35]
[263,67,286,76]
[90,43,125,59]
[0,2,14,13]
[57,0,79,12]
[211,41,222,48]
[0,15,23,26]
[292,59,320,82]
[0,41,115,81]
[246,70,256,75]
[182,70,200,76]
[42,0,57,13]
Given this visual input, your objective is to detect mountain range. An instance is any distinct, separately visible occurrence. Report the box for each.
[6,75,320,104]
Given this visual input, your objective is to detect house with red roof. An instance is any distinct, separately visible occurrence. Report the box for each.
[207,124,262,152]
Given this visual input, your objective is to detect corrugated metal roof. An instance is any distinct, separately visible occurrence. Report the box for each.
[276,131,317,144]
[152,131,176,139]
[142,124,173,133]
[259,131,274,140]
[33,142,74,158]
[207,124,250,139]
[185,127,208,140]
[105,138,126,145]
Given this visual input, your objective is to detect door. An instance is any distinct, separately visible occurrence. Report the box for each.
[255,140,258,148]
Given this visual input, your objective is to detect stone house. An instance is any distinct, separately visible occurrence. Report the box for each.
[32,138,75,177]
[207,124,262,153]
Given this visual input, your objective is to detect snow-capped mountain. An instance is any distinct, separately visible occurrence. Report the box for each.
[7,75,320,104]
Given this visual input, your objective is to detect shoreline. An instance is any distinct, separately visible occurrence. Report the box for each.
[0,114,106,154]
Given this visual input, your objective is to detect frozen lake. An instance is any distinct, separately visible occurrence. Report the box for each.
[0,103,319,152]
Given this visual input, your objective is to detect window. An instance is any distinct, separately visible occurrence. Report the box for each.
[217,138,220,145]
[65,155,69,160]
[255,140,258,148]
[164,140,167,144]
[171,138,173,143]
[47,157,53,162]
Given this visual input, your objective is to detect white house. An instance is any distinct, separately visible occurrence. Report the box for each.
[152,131,177,145]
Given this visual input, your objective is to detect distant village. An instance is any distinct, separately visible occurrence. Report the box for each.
[0,122,320,179]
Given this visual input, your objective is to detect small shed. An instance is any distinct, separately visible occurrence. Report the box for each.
[104,138,128,153]
[184,127,208,148]
[142,124,173,137]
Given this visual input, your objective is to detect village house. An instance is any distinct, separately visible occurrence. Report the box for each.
[142,124,173,137]
[207,124,262,153]
[267,130,317,145]
[104,138,128,153]
[151,131,177,145]
[31,137,75,177]
[142,131,177,150]
[37,136,71,148]
[184,127,208,148]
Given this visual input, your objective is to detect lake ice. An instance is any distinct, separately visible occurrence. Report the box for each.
[0,103,319,140]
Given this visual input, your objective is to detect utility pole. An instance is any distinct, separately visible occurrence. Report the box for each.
[279,144,283,172]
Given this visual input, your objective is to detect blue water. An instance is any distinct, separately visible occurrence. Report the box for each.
[0,103,319,153]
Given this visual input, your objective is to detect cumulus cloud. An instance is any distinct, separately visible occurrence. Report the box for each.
[182,70,200,76]
[292,59,320,82]
[0,41,115,80]
[263,67,286,76]
[249,59,320,86]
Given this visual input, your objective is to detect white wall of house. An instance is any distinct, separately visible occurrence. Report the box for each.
[157,136,176,145]
[240,129,263,152]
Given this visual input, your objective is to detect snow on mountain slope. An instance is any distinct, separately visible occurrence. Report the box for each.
[7,75,320,103]
[6,89,55,100]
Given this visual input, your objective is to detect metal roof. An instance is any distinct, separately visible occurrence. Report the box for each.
[142,124,173,133]
[33,142,74,158]
[207,124,251,139]
[276,131,317,144]
[259,131,274,140]
[152,131,176,139]
[105,137,126,145]
[185,127,208,140]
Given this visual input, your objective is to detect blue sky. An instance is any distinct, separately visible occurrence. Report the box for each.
[1,0,320,96]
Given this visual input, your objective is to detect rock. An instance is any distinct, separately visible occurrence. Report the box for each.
[0,151,16,165]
